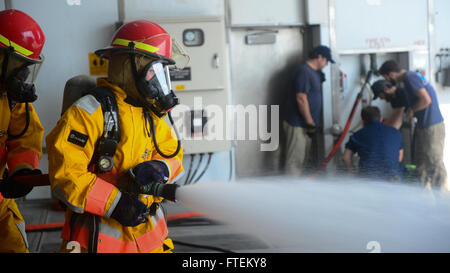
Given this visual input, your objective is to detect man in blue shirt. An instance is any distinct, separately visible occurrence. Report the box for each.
[376,60,447,189]
[343,106,404,181]
[282,45,334,176]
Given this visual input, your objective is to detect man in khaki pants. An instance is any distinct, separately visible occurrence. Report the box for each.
[282,122,311,176]
[281,46,334,176]
[415,121,446,189]
[377,60,447,190]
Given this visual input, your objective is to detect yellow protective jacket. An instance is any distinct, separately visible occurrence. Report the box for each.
[0,91,44,253]
[46,78,183,253]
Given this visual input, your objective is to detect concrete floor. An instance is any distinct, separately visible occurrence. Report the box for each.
[17,198,272,253]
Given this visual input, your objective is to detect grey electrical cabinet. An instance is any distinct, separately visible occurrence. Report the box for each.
[154,17,231,155]
[158,17,227,92]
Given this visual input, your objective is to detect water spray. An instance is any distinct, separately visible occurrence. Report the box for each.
[174,177,450,253]
[14,167,450,253]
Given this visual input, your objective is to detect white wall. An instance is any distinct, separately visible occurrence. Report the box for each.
[435,0,450,53]
[334,0,428,53]
[122,0,224,20]
[228,0,305,26]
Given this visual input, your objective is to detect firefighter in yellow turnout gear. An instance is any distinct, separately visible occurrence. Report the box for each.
[46,20,184,253]
[0,10,46,253]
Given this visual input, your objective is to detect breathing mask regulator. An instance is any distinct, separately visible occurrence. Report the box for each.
[1,46,41,138]
[132,52,179,116]
[128,41,182,159]
[1,47,39,103]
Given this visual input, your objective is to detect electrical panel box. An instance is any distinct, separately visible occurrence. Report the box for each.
[157,17,227,93]
[153,17,231,155]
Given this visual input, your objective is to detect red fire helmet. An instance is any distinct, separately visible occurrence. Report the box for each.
[0,9,45,63]
[95,20,175,64]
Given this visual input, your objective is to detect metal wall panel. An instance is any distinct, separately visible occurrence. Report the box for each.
[228,0,305,27]
[334,0,429,53]
[305,0,329,25]
[229,28,304,178]
[122,0,224,20]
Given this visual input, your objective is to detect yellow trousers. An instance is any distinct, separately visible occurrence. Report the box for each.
[0,198,29,253]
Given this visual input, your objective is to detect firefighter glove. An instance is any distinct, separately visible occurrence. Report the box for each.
[0,168,40,198]
[110,193,149,227]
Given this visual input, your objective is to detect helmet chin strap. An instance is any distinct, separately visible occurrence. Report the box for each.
[128,42,140,83]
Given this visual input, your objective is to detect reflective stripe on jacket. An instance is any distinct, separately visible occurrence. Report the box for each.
[45,78,184,253]
[0,92,43,204]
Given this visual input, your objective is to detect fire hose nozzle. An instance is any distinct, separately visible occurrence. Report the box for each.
[124,168,179,201]
[139,182,179,202]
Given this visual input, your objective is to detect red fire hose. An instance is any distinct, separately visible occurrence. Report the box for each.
[308,70,373,179]
[25,212,206,232]
[308,95,362,179]
[26,222,64,232]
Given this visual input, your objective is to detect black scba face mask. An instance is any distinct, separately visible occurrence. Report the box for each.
[1,48,41,138]
[1,48,38,103]
[127,41,179,117]
[6,65,38,103]
[133,58,179,117]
